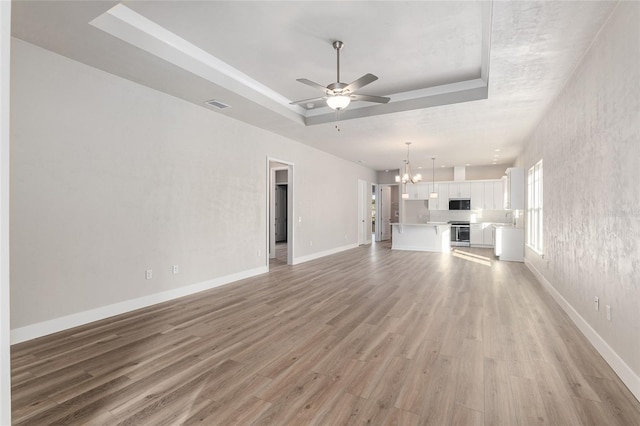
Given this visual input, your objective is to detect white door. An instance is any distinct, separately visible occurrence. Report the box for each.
[380,186,392,241]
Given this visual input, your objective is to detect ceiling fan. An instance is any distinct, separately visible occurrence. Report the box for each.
[290,41,390,111]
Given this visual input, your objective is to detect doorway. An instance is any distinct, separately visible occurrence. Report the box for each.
[268,159,293,266]
[377,184,400,242]
[371,184,377,242]
[275,184,287,243]
[358,179,371,246]
[379,185,392,241]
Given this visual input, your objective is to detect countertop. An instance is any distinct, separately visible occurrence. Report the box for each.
[391,222,450,226]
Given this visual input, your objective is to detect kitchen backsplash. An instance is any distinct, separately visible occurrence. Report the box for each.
[404,204,515,224]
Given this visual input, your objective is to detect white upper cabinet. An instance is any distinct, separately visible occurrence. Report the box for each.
[491,181,503,210]
[503,168,525,210]
[428,183,449,210]
[437,184,449,210]
[416,183,430,200]
[404,184,417,199]
[416,179,507,211]
[449,182,470,198]
[469,180,504,210]
[404,183,430,200]
[482,181,504,210]
[470,182,484,209]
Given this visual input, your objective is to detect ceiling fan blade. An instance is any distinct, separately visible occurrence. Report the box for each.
[289,96,326,106]
[351,94,390,104]
[343,73,378,93]
[296,78,329,92]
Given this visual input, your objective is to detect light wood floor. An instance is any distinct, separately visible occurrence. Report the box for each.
[11,242,640,425]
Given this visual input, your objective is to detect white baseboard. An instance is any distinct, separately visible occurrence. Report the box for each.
[525,260,640,402]
[391,246,450,253]
[292,243,358,265]
[11,266,268,344]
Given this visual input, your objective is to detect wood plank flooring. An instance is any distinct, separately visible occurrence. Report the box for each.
[11,242,640,425]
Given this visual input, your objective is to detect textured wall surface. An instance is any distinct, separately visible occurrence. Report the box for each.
[10,39,375,329]
[520,2,639,376]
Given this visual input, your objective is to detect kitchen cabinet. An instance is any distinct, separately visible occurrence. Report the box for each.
[470,224,483,246]
[404,184,418,199]
[404,183,430,200]
[449,182,470,198]
[503,168,524,210]
[470,223,495,247]
[416,183,430,200]
[493,181,504,209]
[428,183,449,210]
[470,182,484,209]
[484,223,495,246]
[484,181,504,210]
[436,183,449,210]
[493,225,524,261]
[470,180,503,210]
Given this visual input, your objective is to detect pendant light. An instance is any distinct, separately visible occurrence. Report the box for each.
[395,142,422,184]
[430,157,438,198]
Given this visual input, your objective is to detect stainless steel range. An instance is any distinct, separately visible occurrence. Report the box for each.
[449,221,470,247]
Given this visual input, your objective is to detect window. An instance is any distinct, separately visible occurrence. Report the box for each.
[527,160,543,254]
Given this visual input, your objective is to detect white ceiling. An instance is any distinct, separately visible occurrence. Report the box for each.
[11,1,616,171]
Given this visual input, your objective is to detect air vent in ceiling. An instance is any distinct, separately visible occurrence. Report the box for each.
[205,99,231,109]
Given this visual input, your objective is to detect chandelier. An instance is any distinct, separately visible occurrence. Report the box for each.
[395,142,422,184]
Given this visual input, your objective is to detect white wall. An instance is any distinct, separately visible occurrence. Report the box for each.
[10,39,375,340]
[0,2,11,424]
[519,2,640,399]
[465,164,510,180]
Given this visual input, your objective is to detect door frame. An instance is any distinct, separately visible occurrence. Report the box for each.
[378,184,391,241]
[371,183,377,242]
[267,158,294,266]
[357,179,371,246]
[275,184,287,243]
[377,183,400,241]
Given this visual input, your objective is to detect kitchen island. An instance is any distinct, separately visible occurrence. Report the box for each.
[391,223,451,253]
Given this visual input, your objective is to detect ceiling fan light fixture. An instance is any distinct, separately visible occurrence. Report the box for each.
[326,95,351,110]
[291,40,389,111]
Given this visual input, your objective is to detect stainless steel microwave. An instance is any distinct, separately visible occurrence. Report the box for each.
[449,199,471,210]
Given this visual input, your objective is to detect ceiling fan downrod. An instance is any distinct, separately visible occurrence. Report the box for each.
[333,40,343,84]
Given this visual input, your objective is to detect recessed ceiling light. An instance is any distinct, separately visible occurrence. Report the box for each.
[494,149,501,152]
[465,163,471,166]
[441,165,446,168]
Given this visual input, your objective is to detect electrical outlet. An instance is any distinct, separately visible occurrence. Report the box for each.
[172,265,179,275]
[309,240,313,247]
[257,249,261,257]
[606,305,611,321]
[594,296,599,312]
[145,269,152,280]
